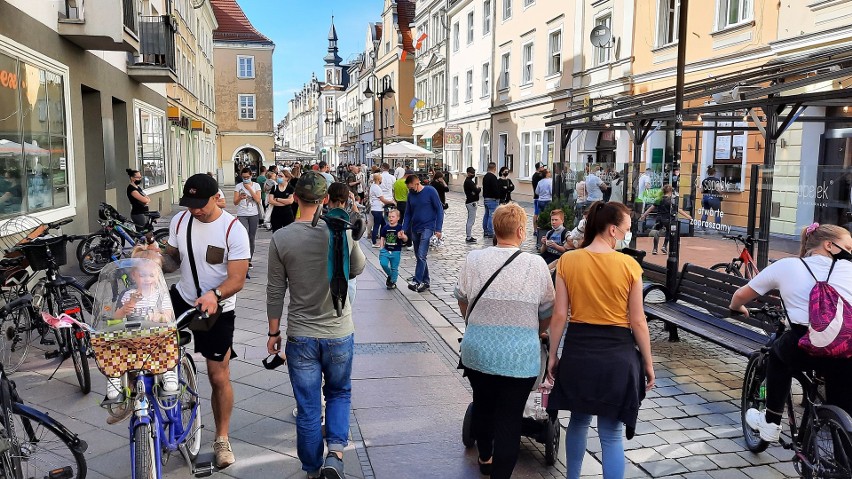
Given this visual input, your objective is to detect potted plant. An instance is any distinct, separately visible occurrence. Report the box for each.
[536,197,575,241]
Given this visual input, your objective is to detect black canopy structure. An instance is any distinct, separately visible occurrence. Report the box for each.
[546,45,852,269]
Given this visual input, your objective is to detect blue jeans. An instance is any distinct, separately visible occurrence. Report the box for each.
[483,199,499,236]
[379,249,401,282]
[412,229,433,285]
[701,196,722,224]
[565,413,624,479]
[285,334,355,474]
[371,211,385,244]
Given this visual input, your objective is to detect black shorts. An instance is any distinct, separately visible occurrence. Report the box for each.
[169,285,237,362]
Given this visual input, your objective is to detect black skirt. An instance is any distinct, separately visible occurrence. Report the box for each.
[548,322,645,438]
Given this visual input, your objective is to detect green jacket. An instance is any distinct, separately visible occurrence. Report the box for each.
[393,178,409,202]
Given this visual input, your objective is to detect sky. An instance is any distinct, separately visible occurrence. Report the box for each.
[238,0,385,123]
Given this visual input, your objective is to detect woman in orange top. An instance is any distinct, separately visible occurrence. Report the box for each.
[547,201,655,479]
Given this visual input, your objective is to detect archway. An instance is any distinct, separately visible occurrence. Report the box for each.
[231,145,266,181]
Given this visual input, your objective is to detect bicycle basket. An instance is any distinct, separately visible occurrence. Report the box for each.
[0,215,45,252]
[90,326,179,378]
[18,236,67,271]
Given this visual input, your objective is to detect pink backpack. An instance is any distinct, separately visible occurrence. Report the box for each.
[798,259,852,358]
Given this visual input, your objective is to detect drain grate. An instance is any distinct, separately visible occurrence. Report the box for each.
[354,342,432,354]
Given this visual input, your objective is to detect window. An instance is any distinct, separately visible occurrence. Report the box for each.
[544,129,555,167]
[0,52,71,215]
[134,103,166,190]
[483,0,492,34]
[465,70,473,101]
[421,21,430,50]
[657,0,680,46]
[464,133,474,169]
[453,22,460,52]
[467,12,474,44]
[432,13,444,43]
[717,0,752,30]
[548,30,562,75]
[521,42,533,85]
[500,52,510,89]
[524,0,534,6]
[480,130,491,172]
[452,75,459,105]
[237,55,254,78]
[595,15,612,65]
[239,94,256,120]
[533,131,542,170]
[481,62,490,97]
[503,0,512,20]
[520,132,531,178]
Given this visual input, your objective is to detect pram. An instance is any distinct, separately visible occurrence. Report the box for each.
[461,335,561,466]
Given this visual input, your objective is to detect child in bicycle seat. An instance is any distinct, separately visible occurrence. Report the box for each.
[105,247,179,408]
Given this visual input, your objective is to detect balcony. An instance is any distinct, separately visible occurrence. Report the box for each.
[57,0,139,52]
[127,16,178,84]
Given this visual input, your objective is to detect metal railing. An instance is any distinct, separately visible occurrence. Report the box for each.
[134,16,176,72]
[123,0,137,34]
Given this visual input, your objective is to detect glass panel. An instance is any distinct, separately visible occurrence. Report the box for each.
[137,107,166,189]
[0,52,23,216]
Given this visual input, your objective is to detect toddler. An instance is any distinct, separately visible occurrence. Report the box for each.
[379,209,403,289]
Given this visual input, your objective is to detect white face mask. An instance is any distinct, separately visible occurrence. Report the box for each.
[615,227,632,250]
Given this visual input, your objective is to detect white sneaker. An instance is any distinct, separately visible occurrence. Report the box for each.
[106,377,122,400]
[406,245,414,251]
[745,408,781,442]
[161,370,179,394]
[372,243,380,248]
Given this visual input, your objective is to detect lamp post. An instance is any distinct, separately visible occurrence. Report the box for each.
[324,111,342,166]
[363,74,395,166]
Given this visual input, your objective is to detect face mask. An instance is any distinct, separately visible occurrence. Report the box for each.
[502,173,509,177]
[134,179,142,186]
[242,178,251,184]
[277,177,285,184]
[615,229,632,250]
[409,188,417,194]
[831,243,852,262]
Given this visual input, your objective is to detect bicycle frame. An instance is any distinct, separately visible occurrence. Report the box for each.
[128,361,199,479]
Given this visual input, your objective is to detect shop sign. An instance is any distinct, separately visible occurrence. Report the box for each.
[445,125,462,152]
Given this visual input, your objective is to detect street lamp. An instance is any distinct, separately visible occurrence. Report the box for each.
[363,74,394,166]
[324,111,342,166]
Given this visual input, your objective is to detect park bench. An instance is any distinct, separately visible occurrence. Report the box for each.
[643,263,783,357]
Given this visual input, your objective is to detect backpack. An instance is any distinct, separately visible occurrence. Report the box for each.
[797,259,852,358]
[547,228,569,245]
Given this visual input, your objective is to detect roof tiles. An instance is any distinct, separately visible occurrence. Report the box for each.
[210,0,273,44]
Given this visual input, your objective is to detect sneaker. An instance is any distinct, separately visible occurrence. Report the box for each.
[321,453,345,479]
[408,283,429,293]
[249,262,253,269]
[161,370,179,395]
[405,245,414,251]
[652,249,658,255]
[745,408,781,442]
[387,282,397,290]
[661,247,667,254]
[213,437,236,469]
[386,276,392,287]
[106,377,122,400]
[372,243,380,249]
[466,237,477,243]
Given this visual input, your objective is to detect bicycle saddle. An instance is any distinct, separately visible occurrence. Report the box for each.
[143,212,161,220]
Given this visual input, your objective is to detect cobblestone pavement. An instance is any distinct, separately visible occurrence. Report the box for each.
[360,191,799,479]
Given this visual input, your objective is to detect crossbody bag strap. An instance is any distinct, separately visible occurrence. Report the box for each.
[466,250,522,322]
[799,258,819,282]
[185,216,203,299]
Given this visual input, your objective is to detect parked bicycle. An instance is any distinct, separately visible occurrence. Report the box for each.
[740,305,852,478]
[77,203,168,276]
[0,360,88,479]
[711,234,760,279]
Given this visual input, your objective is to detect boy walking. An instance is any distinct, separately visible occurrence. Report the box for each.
[379,209,403,289]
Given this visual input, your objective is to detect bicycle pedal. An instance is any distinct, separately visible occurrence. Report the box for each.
[47,466,73,479]
[44,350,60,359]
[194,462,215,477]
[40,338,56,346]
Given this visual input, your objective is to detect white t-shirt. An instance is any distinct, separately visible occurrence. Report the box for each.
[369,183,386,211]
[394,166,406,180]
[380,172,395,199]
[748,255,852,326]
[586,174,604,201]
[168,210,251,312]
[234,182,261,216]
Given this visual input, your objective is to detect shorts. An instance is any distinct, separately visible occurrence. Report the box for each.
[534,200,551,215]
[169,285,238,362]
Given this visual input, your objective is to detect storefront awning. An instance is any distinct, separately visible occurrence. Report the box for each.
[416,124,443,139]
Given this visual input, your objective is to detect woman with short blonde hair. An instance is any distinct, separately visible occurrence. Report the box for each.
[369,173,393,246]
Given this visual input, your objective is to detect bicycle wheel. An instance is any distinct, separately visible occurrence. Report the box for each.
[153,228,170,252]
[179,354,202,460]
[9,404,86,479]
[133,423,157,479]
[60,328,90,394]
[741,352,770,452]
[78,237,120,276]
[710,262,743,278]
[75,231,119,263]
[0,303,32,374]
[0,380,23,479]
[802,405,852,479]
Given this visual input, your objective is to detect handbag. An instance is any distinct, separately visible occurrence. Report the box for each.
[458,250,522,371]
[185,216,221,332]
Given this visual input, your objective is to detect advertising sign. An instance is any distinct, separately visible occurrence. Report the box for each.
[445,125,462,152]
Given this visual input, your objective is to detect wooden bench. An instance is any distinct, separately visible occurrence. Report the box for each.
[643,263,783,357]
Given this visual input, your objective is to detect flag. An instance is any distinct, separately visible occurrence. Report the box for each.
[409,97,418,109]
[401,49,408,62]
[416,33,428,50]
[415,99,425,109]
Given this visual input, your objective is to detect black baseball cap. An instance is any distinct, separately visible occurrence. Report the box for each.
[180,173,219,208]
[535,162,543,169]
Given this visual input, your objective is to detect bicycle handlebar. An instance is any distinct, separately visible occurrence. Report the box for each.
[175,306,210,332]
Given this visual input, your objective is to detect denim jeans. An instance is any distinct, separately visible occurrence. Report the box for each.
[370,211,385,244]
[465,202,477,238]
[286,334,355,474]
[412,229,433,285]
[701,196,722,224]
[565,413,624,479]
[483,199,499,236]
[379,249,401,282]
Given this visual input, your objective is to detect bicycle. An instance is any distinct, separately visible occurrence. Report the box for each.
[77,203,168,276]
[711,234,760,279]
[740,305,852,478]
[0,257,36,374]
[0,360,88,479]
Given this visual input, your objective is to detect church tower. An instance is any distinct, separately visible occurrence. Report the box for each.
[324,17,343,86]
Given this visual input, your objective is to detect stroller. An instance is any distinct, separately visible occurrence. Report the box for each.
[461,335,561,466]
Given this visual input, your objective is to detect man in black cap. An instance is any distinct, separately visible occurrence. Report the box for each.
[266,171,365,479]
[161,173,250,470]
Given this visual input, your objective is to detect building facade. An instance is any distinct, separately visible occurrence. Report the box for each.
[167,0,218,201]
[412,0,449,166]
[0,0,176,232]
[284,75,321,161]
[319,20,350,167]
[210,0,274,185]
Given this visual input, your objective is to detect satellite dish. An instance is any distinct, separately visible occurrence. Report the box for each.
[590,24,612,48]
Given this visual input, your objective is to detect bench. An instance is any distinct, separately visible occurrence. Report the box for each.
[643,263,783,357]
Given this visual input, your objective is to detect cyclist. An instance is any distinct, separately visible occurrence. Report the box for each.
[729,223,852,442]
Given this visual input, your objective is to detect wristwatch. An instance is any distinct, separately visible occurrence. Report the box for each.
[213,289,223,301]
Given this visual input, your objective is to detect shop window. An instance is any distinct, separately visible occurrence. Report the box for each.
[710,115,747,192]
[134,102,167,190]
[0,51,70,217]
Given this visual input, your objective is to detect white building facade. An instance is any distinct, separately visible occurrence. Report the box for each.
[412,0,449,165]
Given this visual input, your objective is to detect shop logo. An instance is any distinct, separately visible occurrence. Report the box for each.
[0,69,23,90]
